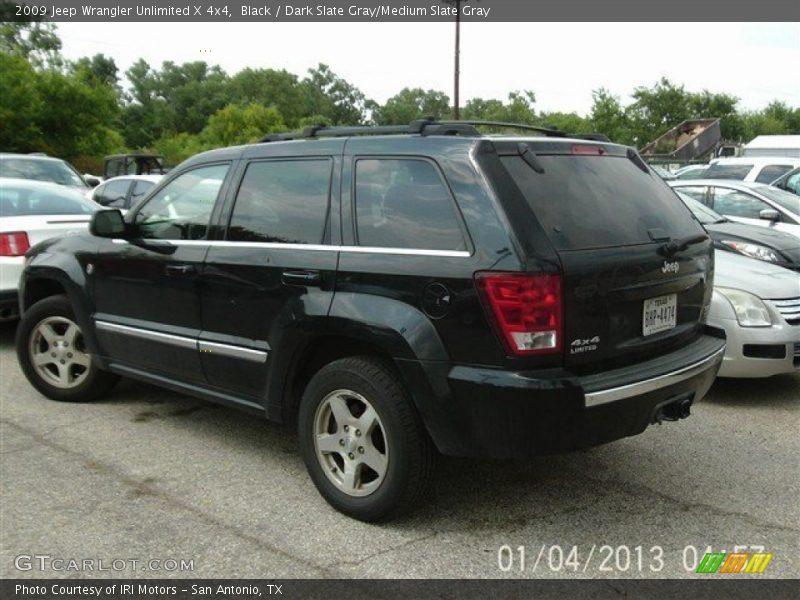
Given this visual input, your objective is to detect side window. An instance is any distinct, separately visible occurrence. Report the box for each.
[135,164,229,240]
[784,172,800,195]
[95,180,130,208]
[228,159,332,244]
[130,179,156,208]
[354,158,466,251]
[675,186,708,204]
[711,187,772,219]
[754,164,793,184]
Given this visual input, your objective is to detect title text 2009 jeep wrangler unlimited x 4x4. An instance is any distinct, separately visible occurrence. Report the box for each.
[16,120,725,521]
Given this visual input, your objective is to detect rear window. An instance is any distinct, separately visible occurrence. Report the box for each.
[703,164,752,180]
[0,186,96,216]
[0,157,87,188]
[754,164,794,184]
[499,154,702,251]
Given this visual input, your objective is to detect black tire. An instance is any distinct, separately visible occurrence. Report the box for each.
[298,356,434,522]
[16,295,118,402]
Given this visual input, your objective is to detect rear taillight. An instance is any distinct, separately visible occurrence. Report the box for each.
[475,272,563,356]
[0,232,30,257]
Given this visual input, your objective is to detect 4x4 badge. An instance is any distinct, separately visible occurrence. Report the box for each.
[570,336,600,354]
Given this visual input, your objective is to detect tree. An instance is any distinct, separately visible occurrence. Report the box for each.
[0,53,44,151]
[300,64,369,125]
[72,54,120,90]
[200,103,285,147]
[0,18,61,68]
[372,88,451,125]
[589,88,633,144]
[626,77,692,145]
[462,91,536,125]
[229,68,305,127]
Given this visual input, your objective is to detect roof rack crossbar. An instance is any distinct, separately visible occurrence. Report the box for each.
[434,120,568,137]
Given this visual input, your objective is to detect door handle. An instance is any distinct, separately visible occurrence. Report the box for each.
[281,270,321,286]
[165,264,197,276]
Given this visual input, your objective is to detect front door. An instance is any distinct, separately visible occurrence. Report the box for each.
[91,163,232,384]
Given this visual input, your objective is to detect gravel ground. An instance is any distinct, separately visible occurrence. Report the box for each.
[1,320,797,579]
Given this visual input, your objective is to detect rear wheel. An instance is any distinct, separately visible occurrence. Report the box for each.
[298,356,434,521]
[16,295,118,402]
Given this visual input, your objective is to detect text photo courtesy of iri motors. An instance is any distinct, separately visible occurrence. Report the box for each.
[0,1,798,598]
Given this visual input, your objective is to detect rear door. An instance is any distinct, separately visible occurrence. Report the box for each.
[493,141,712,373]
[198,149,341,402]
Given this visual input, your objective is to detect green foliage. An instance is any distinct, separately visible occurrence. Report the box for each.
[2,22,797,170]
[200,103,286,147]
[372,88,451,125]
[462,91,537,125]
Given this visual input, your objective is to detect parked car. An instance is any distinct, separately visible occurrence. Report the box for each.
[89,175,163,211]
[0,178,98,320]
[0,153,90,193]
[674,164,708,180]
[103,154,167,179]
[771,166,800,197]
[673,191,800,271]
[703,157,800,184]
[14,120,725,521]
[670,180,800,238]
[709,250,800,378]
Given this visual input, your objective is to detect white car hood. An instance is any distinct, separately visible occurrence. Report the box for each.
[714,250,800,299]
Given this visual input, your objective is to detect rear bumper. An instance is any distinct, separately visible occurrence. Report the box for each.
[398,330,725,458]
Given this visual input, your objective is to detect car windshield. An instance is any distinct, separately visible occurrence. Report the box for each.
[703,163,752,180]
[676,192,723,224]
[0,157,87,188]
[751,184,800,216]
[0,184,98,216]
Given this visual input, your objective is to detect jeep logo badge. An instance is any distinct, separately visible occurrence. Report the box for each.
[662,261,680,274]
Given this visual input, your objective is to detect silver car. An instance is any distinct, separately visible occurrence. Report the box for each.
[709,250,800,378]
[670,179,800,239]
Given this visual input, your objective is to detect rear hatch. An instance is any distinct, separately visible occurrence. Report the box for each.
[486,139,713,374]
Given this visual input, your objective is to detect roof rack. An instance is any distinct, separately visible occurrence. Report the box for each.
[258,118,609,143]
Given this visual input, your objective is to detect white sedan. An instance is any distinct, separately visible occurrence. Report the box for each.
[88,174,162,211]
[709,250,800,378]
[0,178,98,320]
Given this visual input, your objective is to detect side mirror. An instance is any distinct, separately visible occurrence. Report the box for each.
[90,209,127,238]
[84,175,101,188]
[759,208,780,222]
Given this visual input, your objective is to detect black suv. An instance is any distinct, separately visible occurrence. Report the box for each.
[15,120,725,521]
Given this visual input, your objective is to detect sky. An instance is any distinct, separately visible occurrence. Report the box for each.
[55,22,800,115]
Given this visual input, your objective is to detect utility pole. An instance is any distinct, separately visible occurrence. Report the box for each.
[453,0,461,120]
[443,0,476,120]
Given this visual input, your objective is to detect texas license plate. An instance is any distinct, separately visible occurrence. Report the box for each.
[643,294,677,336]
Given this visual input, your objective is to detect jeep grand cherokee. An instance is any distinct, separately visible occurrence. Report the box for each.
[15,120,725,521]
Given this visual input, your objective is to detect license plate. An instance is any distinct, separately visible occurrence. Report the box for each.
[643,294,677,336]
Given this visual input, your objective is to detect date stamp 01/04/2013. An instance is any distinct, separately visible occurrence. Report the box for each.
[496,544,775,575]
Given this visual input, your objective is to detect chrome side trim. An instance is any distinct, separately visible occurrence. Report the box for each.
[110,238,470,258]
[95,320,197,350]
[198,340,267,363]
[96,320,269,363]
[584,345,726,407]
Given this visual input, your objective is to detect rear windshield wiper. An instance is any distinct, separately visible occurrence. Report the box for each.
[660,234,708,257]
[517,143,545,173]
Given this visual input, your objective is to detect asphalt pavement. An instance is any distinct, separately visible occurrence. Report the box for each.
[1,320,797,579]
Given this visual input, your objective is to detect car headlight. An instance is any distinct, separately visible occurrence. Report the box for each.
[717,287,772,327]
[721,240,782,263]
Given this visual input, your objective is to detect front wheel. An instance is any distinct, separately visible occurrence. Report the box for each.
[298,356,434,521]
[16,295,118,402]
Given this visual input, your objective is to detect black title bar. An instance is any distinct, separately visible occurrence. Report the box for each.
[4,0,800,22]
